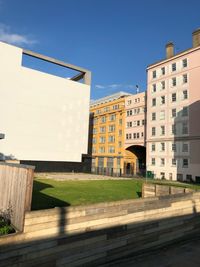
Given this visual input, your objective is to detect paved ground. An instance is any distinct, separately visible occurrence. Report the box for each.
[109,238,200,267]
[34,172,136,180]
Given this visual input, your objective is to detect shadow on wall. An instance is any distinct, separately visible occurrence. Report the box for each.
[1,194,200,266]
[173,100,200,182]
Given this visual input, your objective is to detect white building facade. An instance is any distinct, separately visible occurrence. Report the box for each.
[0,42,91,170]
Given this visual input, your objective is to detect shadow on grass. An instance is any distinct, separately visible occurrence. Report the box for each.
[31,180,70,210]
[136,191,142,198]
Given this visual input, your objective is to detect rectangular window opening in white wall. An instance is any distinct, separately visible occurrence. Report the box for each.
[22,53,83,82]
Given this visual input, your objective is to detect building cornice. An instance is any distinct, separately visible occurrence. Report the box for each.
[147,45,200,70]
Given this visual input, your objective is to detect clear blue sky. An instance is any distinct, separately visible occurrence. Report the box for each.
[0,0,200,99]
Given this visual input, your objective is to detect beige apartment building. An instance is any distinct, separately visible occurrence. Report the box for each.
[124,92,146,175]
[146,29,200,182]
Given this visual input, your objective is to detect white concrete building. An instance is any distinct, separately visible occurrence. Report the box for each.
[0,41,91,171]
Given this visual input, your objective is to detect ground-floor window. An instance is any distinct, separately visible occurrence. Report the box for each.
[160,172,165,179]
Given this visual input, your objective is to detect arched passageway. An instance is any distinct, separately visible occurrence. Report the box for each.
[124,145,146,176]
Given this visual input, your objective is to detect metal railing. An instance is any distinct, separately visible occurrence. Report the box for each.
[91,166,146,178]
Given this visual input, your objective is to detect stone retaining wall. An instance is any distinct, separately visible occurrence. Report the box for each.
[142,182,195,198]
[1,192,200,266]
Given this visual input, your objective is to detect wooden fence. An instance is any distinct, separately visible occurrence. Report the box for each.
[142,182,195,198]
[0,162,35,231]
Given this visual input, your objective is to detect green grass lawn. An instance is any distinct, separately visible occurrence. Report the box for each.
[31,178,200,211]
[31,179,143,210]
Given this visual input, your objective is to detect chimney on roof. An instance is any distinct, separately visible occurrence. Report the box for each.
[166,42,174,59]
[192,28,200,48]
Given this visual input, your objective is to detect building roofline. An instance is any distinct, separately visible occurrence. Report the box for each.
[90,91,131,107]
[147,45,200,70]
[0,41,91,85]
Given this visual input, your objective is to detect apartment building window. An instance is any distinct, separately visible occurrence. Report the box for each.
[108,135,115,143]
[104,106,110,112]
[127,121,132,128]
[160,111,165,120]
[93,118,98,125]
[182,107,188,117]
[99,136,106,143]
[182,122,188,134]
[137,133,140,138]
[119,130,122,136]
[152,143,156,151]
[99,147,105,153]
[108,146,115,153]
[127,100,132,105]
[152,98,156,106]
[101,116,106,123]
[133,133,136,139]
[119,119,122,125]
[141,132,144,137]
[161,158,165,166]
[96,109,101,114]
[172,124,176,135]
[183,158,189,168]
[109,114,116,121]
[100,126,106,133]
[172,93,176,102]
[152,158,156,165]
[152,70,156,79]
[183,74,188,83]
[108,125,115,132]
[127,110,133,116]
[152,84,156,93]
[161,96,165,105]
[142,119,145,125]
[92,147,96,153]
[177,173,183,181]
[160,172,165,179]
[152,127,156,136]
[182,143,189,152]
[137,120,140,126]
[161,81,165,90]
[126,134,129,140]
[93,128,97,134]
[161,143,165,151]
[172,143,176,152]
[113,104,119,110]
[172,77,176,87]
[161,67,165,75]
[161,126,165,135]
[183,90,188,100]
[182,59,187,68]
[134,108,140,114]
[118,141,122,148]
[92,137,96,144]
[172,63,176,72]
[152,112,156,121]
[172,158,176,166]
[117,158,121,168]
[172,108,176,118]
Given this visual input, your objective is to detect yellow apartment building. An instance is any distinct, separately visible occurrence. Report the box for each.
[89,92,132,174]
